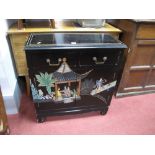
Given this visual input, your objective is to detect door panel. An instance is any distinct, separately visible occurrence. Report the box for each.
[75,66,117,106]
[119,43,155,93]
[124,70,149,90]
[131,45,155,66]
[136,24,155,39]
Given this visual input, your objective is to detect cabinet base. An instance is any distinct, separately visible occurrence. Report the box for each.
[35,106,109,123]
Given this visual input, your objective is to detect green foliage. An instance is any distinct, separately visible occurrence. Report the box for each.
[35,72,55,94]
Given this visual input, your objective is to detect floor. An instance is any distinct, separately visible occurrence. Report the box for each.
[7,93,155,135]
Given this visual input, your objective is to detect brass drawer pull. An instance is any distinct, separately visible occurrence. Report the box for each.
[46,58,62,66]
[93,57,107,64]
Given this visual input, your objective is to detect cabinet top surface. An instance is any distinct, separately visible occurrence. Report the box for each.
[25,33,127,50]
[8,21,122,34]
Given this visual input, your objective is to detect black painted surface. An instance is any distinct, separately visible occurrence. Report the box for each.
[25,33,127,50]
[25,33,126,122]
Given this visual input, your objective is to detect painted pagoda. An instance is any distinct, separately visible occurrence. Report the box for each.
[31,57,92,103]
[52,58,92,103]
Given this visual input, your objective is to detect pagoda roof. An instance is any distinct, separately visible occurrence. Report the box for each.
[53,62,92,82]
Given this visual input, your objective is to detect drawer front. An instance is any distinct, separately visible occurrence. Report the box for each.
[136,24,155,39]
[79,48,121,67]
[26,49,78,69]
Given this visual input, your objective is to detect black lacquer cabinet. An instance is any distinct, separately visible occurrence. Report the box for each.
[25,33,127,123]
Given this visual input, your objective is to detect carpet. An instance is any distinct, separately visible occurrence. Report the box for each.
[7,93,155,134]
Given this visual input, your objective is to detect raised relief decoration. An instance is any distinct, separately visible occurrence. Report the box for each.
[30,58,117,103]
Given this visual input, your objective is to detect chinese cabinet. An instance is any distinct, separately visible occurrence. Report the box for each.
[25,33,126,123]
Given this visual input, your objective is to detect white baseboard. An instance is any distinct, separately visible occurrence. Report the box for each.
[3,82,21,114]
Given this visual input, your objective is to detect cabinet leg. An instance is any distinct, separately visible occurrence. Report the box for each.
[37,117,46,123]
[25,76,30,96]
[100,107,108,115]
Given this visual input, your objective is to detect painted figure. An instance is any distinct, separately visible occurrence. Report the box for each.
[57,88,62,97]
[64,86,71,97]
[96,78,103,90]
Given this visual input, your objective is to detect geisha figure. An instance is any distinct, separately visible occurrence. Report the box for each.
[56,88,62,101]
[96,78,103,91]
[63,86,71,97]
[57,88,62,97]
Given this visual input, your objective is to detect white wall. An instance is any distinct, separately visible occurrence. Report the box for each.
[0,19,21,114]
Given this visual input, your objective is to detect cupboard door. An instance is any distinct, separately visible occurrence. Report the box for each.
[118,43,155,93]
[29,66,79,104]
[74,66,117,107]
[29,60,117,107]
[131,45,155,66]
[123,70,149,91]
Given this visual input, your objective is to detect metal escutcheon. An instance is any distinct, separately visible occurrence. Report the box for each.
[92,57,107,64]
[46,58,62,66]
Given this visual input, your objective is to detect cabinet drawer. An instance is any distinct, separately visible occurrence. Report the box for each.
[136,24,155,39]
[26,49,78,69]
[79,49,121,67]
